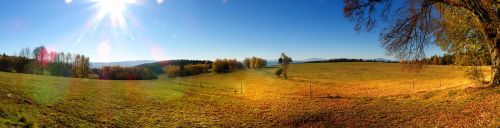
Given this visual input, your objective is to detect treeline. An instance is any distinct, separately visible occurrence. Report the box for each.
[0,53,30,73]
[306,58,398,63]
[212,58,244,73]
[164,64,209,77]
[399,53,491,66]
[243,57,267,69]
[97,66,157,80]
[162,58,247,77]
[0,46,90,78]
[400,54,453,65]
[137,60,212,74]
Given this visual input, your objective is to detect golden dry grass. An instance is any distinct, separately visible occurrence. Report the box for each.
[0,62,498,127]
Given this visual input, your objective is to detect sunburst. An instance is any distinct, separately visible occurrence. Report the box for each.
[91,0,137,31]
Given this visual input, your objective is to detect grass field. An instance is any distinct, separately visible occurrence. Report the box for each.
[0,62,499,127]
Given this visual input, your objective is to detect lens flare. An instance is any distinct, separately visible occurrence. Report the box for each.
[157,0,164,4]
[98,41,111,59]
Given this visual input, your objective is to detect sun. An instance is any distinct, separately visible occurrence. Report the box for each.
[92,0,136,29]
[98,0,129,16]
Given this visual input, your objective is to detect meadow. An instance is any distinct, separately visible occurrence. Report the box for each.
[0,62,499,127]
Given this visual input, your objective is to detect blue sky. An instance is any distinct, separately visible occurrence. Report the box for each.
[0,0,442,62]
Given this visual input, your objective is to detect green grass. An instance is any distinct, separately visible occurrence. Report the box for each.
[0,62,498,127]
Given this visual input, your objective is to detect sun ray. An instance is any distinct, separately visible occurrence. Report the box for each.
[89,0,136,32]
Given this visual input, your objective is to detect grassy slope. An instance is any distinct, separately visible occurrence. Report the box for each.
[0,62,498,127]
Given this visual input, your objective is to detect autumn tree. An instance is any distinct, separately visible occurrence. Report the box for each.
[71,54,90,78]
[183,64,208,76]
[255,58,267,69]
[1,46,90,78]
[33,46,48,75]
[73,54,81,77]
[246,56,267,69]
[244,57,251,69]
[344,0,498,87]
[250,57,257,69]
[98,66,157,80]
[212,58,242,73]
[164,65,181,77]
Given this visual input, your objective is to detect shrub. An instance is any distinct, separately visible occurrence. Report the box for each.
[274,68,283,77]
[465,67,484,84]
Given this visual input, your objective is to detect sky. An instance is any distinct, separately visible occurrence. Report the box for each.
[0,0,442,62]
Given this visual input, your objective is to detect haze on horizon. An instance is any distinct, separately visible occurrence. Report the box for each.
[0,0,442,62]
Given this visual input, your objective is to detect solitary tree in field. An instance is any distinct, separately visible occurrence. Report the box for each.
[279,53,292,79]
[344,0,498,87]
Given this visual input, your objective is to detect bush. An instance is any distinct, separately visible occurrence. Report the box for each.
[274,68,283,77]
[465,67,484,83]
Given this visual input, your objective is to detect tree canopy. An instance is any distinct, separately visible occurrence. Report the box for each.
[344,0,499,86]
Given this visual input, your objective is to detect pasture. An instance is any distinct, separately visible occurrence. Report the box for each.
[0,62,498,127]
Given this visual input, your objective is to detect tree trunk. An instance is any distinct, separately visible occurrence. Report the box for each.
[487,23,499,87]
[489,44,500,87]
[281,63,288,79]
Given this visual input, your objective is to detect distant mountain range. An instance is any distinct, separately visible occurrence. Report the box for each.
[91,60,156,68]
[299,58,327,62]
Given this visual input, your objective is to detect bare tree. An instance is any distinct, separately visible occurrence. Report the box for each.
[344,0,498,87]
[19,47,30,59]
